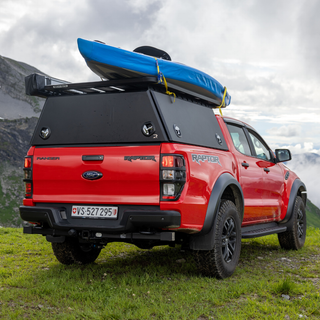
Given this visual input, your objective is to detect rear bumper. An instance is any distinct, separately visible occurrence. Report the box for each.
[19,205,181,235]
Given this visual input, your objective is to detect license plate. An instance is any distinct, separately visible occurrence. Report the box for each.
[71,206,118,219]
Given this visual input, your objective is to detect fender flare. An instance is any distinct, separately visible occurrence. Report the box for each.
[189,173,244,251]
[280,179,307,228]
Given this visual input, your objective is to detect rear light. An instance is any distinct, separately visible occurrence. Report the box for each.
[160,154,186,201]
[163,183,175,196]
[162,170,175,180]
[23,156,33,198]
[162,156,184,168]
[24,158,31,168]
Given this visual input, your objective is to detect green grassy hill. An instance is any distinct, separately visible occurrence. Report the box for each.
[306,199,320,228]
[0,227,320,319]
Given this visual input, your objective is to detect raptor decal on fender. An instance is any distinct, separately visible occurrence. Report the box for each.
[191,154,221,166]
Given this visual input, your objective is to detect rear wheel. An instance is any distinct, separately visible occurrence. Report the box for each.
[52,238,101,265]
[193,200,242,279]
[278,196,306,250]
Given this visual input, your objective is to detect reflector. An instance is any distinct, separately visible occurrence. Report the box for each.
[25,182,32,195]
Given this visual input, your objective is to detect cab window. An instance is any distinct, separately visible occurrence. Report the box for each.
[248,131,271,161]
[227,124,251,156]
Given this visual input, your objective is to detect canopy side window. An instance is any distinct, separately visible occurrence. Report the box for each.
[227,124,252,156]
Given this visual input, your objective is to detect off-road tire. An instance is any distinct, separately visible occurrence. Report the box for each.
[193,200,242,279]
[52,238,101,265]
[278,196,306,250]
[51,240,74,265]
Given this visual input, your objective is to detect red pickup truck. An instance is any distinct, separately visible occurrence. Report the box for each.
[20,74,307,278]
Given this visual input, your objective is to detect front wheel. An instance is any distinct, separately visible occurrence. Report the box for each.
[193,200,242,279]
[278,196,306,250]
[52,238,101,265]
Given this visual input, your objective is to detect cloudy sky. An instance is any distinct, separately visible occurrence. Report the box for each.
[0,0,320,156]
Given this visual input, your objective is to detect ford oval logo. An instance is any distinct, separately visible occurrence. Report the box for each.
[82,171,103,180]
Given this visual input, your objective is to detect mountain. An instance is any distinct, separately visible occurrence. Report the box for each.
[306,198,320,229]
[286,153,320,209]
[0,55,45,119]
[0,117,38,166]
[0,54,47,227]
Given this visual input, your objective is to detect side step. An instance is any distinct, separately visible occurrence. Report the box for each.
[241,222,287,239]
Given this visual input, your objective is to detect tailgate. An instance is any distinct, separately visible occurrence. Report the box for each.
[33,145,160,205]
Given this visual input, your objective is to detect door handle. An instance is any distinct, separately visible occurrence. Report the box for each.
[264,168,270,172]
[241,162,249,168]
[82,155,104,161]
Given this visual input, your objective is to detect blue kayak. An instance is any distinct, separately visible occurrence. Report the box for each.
[77,38,231,106]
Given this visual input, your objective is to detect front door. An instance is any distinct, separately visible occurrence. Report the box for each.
[247,130,284,221]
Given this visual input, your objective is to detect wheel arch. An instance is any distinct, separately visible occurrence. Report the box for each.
[280,179,307,225]
[189,172,244,250]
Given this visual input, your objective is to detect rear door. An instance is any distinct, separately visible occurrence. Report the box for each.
[226,124,263,223]
[33,145,161,205]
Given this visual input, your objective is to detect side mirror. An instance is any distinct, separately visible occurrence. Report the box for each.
[275,149,292,163]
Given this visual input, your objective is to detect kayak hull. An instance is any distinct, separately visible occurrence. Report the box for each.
[77,38,231,106]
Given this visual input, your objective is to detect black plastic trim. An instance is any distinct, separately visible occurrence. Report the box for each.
[189,173,244,250]
[26,227,176,243]
[203,173,244,234]
[241,222,287,238]
[280,179,307,225]
[285,171,290,180]
[19,206,181,233]
[82,155,104,161]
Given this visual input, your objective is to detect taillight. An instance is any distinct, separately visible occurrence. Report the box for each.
[23,156,33,198]
[160,154,186,201]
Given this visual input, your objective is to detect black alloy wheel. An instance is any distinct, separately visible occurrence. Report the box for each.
[278,196,306,250]
[222,217,237,263]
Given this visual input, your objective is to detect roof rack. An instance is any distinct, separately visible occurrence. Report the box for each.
[25,73,222,108]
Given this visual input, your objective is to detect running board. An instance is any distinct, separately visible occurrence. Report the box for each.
[241,223,287,239]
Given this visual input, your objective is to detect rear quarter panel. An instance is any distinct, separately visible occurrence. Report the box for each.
[160,142,236,232]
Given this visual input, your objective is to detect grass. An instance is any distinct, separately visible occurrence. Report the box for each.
[0,228,320,319]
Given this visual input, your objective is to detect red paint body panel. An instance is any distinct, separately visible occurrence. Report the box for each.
[217,116,299,227]
[160,142,235,231]
[24,113,302,234]
[32,146,160,205]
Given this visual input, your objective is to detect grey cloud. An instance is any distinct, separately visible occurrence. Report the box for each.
[0,0,163,80]
[297,0,320,80]
[267,125,302,137]
[288,153,320,208]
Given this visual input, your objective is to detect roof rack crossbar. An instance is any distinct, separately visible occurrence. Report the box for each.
[25,73,221,107]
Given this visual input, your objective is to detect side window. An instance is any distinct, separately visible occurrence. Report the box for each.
[248,131,271,161]
[227,124,251,156]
